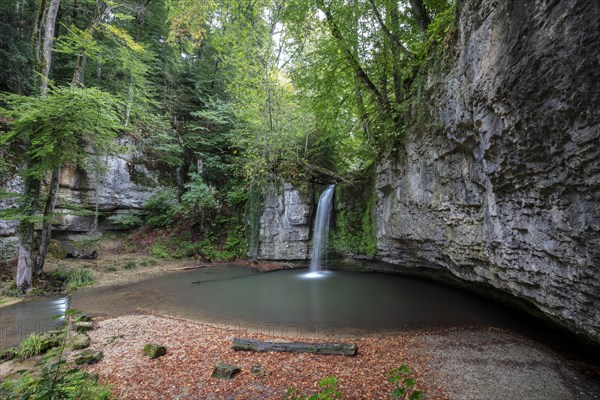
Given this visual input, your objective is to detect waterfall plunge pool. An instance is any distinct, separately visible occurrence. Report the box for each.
[1,263,590,359]
[67,264,577,345]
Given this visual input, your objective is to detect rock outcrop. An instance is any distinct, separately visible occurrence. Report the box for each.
[0,137,157,249]
[258,183,311,260]
[375,0,600,344]
[51,138,156,235]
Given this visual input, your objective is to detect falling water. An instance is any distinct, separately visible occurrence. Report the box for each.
[309,184,335,272]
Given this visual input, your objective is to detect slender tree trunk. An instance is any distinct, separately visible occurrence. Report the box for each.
[34,166,60,276]
[33,0,48,71]
[39,0,60,95]
[16,174,40,292]
[354,71,371,143]
[71,52,87,86]
[17,0,60,291]
[409,0,430,33]
[386,0,404,106]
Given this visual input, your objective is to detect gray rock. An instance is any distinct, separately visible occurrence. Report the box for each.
[211,362,240,380]
[71,334,91,350]
[374,0,600,345]
[258,183,311,260]
[0,136,158,242]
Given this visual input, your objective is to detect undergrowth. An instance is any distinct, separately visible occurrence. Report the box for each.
[52,267,95,290]
[0,310,111,400]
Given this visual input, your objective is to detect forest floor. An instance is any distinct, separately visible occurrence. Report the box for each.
[79,314,600,400]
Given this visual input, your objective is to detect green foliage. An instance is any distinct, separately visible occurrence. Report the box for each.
[19,333,44,359]
[181,173,219,221]
[124,261,137,270]
[282,376,342,400]
[330,174,377,258]
[0,86,122,178]
[107,213,143,229]
[140,257,158,267]
[1,313,110,400]
[389,365,424,400]
[73,235,102,252]
[53,267,95,290]
[150,242,172,259]
[144,189,180,228]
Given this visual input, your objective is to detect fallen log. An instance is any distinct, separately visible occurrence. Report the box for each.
[232,338,358,356]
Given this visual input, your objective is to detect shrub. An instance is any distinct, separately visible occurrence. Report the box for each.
[140,257,157,267]
[181,173,219,225]
[144,189,179,228]
[19,333,43,359]
[124,261,137,270]
[150,242,171,259]
[107,213,142,229]
[1,311,111,399]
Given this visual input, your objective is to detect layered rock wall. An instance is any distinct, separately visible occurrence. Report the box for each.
[376,0,600,344]
[258,183,311,260]
[0,137,157,248]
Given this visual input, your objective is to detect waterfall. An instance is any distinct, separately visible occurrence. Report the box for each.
[309,184,335,272]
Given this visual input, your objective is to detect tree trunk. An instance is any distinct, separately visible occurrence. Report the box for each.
[16,174,40,292]
[34,166,61,276]
[39,0,60,96]
[71,52,87,86]
[409,0,430,33]
[33,0,48,70]
[232,338,358,356]
[386,0,405,106]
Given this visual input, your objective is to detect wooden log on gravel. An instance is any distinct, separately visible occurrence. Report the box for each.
[232,338,358,356]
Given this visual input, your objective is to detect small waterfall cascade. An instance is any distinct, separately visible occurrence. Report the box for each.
[309,184,336,272]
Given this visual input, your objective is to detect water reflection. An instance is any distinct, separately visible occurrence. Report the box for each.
[1,296,68,349]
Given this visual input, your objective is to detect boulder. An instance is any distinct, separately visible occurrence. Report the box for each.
[211,363,240,380]
[74,349,103,365]
[142,343,167,359]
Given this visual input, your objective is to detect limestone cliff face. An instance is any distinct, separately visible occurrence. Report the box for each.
[51,138,156,234]
[0,137,157,245]
[258,183,311,260]
[376,0,600,343]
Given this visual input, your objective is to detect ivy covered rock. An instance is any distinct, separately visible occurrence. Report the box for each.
[142,343,167,359]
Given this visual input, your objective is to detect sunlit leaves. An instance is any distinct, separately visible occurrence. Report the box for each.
[167,0,215,51]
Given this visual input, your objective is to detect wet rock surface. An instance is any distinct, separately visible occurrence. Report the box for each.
[375,0,600,345]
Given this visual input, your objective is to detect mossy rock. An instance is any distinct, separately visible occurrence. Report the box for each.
[211,363,240,380]
[0,347,18,363]
[251,363,266,377]
[74,321,94,333]
[71,334,91,350]
[75,313,92,322]
[142,343,167,359]
[38,334,61,353]
[74,349,103,365]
